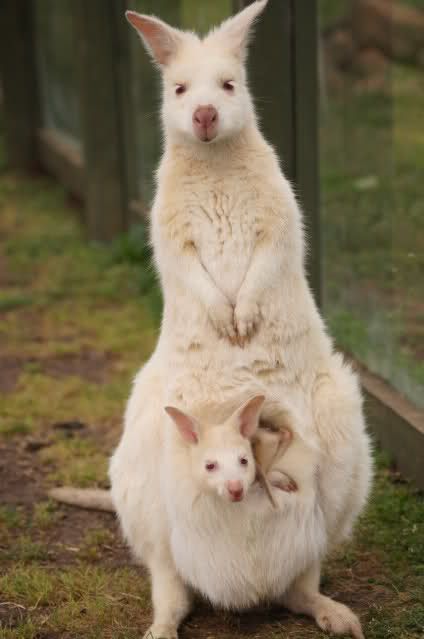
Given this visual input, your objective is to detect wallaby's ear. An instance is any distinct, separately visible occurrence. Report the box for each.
[206,0,268,62]
[231,395,265,439]
[126,11,185,66]
[165,406,199,444]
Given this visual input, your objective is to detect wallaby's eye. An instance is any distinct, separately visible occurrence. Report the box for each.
[239,457,248,466]
[223,80,235,92]
[205,461,217,472]
[175,84,186,96]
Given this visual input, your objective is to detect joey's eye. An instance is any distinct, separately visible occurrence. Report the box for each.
[175,84,186,96]
[205,461,217,472]
[223,80,235,92]
[239,457,248,466]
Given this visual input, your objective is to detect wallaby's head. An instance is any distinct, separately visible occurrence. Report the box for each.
[165,395,265,503]
[126,1,268,145]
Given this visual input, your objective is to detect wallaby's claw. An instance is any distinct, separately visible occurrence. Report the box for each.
[234,297,261,342]
[209,302,237,344]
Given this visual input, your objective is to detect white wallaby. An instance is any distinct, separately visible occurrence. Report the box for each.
[110,2,373,639]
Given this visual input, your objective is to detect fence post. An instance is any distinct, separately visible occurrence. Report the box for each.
[73,0,128,241]
[0,0,39,170]
[245,0,295,182]
[292,0,321,307]
[241,0,321,306]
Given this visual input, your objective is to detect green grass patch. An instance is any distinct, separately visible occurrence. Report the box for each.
[0,421,32,437]
[0,565,151,639]
[0,505,26,531]
[41,437,109,488]
[358,451,424,574]
[32,501,61,531]
[0,292,33,312]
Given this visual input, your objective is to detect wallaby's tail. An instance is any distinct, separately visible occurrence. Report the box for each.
[48,487,114,512]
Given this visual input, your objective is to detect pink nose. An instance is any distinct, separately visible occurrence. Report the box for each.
[193,105,218,141]
[226,480,244,502]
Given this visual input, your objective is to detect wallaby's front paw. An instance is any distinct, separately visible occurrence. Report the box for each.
[315,599,364,639]
[234,296,261,343]
[143,624,178,639]
[208,298,237,343]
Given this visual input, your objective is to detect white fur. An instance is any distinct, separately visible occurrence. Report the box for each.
[111,3,372,638]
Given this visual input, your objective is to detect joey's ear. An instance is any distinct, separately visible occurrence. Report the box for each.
[126,11,185,66]
[205,0,268,62]
[165,406,199,444]
[231,395,265,439]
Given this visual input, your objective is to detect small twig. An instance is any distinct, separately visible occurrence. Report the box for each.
[29,595,42,612]
[118,591,145,602]
[0,601,27,610]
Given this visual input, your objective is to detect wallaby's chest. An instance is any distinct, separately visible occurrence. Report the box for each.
[186,183,260,298]
[187,184,257,240]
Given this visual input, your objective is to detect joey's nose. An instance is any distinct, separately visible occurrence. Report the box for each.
[193,105,218,141]
[226,480,244,502]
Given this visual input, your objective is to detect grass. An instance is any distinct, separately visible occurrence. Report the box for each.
[0,566,151,639]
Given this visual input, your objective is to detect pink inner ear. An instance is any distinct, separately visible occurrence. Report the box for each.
[179,424,198,444]
[125,12,178,66]
[239,395,265,439]
[165,406,198,444]
[240,417,257,439]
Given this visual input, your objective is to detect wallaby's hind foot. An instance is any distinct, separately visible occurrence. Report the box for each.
[143,625,178,639]
[268,469,298,493]
[314,597,364,639]
[284,561,364,639]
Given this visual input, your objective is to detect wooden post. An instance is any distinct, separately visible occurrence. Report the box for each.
[73,0,128,241]
[245,0,295,182]
[242,0,321,306]
[292,0,321,307]
[0,0,39,170]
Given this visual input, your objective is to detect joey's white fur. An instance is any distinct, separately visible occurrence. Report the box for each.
[111,3,372,638]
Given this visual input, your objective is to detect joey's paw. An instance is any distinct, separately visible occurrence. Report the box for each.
[143,624,178,639]
[208,300,236,343]
[279,428,293,445]
[234,297,261,344]
[268,470,298,493]
[315,599,364,639]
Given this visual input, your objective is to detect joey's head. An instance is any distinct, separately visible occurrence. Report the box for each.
[165,395,265,503]
[126,1,268,145]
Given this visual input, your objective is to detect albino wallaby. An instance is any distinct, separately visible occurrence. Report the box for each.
[110,3,372,639]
